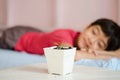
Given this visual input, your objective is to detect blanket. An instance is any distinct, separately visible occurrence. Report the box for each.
[0,49,120,70]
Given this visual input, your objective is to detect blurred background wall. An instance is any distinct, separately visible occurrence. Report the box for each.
[0,0,119,31]
[0,0,7,29]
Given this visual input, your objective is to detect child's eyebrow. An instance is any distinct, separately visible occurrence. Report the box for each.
[96,27,100,33]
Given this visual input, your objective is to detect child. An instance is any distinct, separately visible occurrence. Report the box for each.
[0,18,120,60]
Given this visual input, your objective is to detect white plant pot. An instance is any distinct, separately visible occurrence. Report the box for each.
[44,46,76,75]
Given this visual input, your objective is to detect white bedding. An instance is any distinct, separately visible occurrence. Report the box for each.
[0,49,120,70]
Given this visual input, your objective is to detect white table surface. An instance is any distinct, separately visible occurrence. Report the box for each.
[0,63,120,80]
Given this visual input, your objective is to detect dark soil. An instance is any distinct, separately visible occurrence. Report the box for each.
[54,46,72,50]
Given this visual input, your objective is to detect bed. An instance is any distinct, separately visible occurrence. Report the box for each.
[0,48,120,70]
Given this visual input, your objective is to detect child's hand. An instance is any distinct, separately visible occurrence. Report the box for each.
[88,49,111,56]
[81,48,96,55]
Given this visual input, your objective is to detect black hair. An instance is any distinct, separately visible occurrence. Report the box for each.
[90,18,120,51]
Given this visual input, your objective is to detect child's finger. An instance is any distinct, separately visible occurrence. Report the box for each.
[88,49,97,56]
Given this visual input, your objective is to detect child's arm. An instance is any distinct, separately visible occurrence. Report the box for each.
[75,50,112,61]
[55,42,120,60]
[94,49,120,58]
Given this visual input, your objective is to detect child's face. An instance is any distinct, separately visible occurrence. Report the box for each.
[77,25,109,51]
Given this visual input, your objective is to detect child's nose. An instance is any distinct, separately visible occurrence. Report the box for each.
[89,37,99,46]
